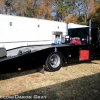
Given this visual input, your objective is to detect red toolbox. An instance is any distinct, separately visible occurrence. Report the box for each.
[79,50,89,61]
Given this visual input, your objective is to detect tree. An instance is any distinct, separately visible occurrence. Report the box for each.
[0,0,8,14]
[65,14,77,23]
[0,0,100,27]
[0,0,4,14]
[2,0,55,19]
[77,15,86,24]
[74,0,95,25]
[10,0,36,17]
[36,0,55,19]
[94,0,100,4]
[54,0,70,21]
[80,0,91,24]
[89,3,100,27]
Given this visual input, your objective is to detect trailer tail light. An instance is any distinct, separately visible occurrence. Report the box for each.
[79,50,89,61]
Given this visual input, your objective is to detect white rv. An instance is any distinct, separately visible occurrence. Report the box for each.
[0,14,67,50]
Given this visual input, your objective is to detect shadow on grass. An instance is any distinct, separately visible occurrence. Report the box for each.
[0,60,43,80]
[2,73,100,100]
[63,60,100,67]
[0,60,100,80]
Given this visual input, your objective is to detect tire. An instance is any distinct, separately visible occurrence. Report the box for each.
[45,53,62,72]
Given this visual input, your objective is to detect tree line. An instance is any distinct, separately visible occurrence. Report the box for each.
[0,0,100,27]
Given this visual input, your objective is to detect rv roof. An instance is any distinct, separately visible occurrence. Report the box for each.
[68,23,89,29]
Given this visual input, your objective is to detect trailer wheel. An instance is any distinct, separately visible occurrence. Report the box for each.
[45,53,62,72]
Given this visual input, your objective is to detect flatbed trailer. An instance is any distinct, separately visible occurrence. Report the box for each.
[0,14,100,73]
[0,43,100,73]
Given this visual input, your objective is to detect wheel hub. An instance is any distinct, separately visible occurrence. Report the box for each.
[49,54,60,68]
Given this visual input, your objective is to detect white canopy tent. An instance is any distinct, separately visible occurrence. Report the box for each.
[68,23,89,29]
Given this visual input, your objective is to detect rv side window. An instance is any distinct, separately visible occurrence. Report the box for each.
[9,22,12,26]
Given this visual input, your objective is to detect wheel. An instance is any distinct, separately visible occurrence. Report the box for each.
[45,53,62,72]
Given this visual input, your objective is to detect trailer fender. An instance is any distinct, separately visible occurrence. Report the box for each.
[45,52,65,72]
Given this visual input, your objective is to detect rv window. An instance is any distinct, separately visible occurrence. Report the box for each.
[9,22,12,26]
[38,24,40,27]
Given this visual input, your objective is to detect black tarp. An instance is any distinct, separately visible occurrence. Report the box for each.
[68,27,89,38]
[68,27,89,44]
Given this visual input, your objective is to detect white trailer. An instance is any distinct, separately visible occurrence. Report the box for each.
[0,14,67,50]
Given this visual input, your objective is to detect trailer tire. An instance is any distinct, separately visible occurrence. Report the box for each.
[45,53,62,72]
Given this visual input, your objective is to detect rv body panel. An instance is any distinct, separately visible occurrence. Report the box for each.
[0,14,67,50]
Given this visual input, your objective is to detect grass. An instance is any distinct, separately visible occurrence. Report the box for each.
[0,60,100,100]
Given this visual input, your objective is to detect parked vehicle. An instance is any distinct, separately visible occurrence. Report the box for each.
[0,14,100,73]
